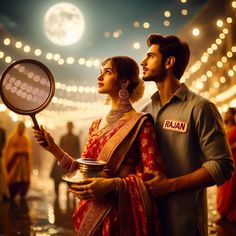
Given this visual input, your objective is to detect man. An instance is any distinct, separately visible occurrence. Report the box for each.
[141,34,234,236]
[50,121,81,195]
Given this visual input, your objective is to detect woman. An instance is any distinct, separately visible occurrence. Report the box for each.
[0,125,9,200]
[34,56,165,235]
[3,122,32,200]
[217,107,236,221]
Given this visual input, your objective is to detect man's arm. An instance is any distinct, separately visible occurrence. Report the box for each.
[145,166,214,197]
[194,101,234,184]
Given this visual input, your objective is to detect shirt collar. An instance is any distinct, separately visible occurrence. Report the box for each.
[173,83,188,101]
[151,83,188,102]
[151,90,159,101]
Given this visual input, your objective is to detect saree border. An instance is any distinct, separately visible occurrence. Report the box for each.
[98,112,153,173]
[77,112,154,235]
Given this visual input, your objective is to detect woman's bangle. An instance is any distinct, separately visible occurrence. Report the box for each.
[58,152,73,169]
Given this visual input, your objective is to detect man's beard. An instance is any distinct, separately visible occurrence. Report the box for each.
[142,66,167,82]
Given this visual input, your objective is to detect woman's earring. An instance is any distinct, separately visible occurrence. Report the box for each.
[118,83,130,105]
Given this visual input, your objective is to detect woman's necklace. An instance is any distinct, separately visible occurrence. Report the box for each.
[106,103,133,124]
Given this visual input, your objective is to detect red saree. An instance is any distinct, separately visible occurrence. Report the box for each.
[61,112,165,235]
[217,126,236,221]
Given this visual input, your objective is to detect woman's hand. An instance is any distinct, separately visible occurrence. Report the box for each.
[68,177,116,200]
[33,125,56,152]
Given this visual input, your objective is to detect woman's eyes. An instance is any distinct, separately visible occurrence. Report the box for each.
[100,70,112,75]
[103,70,111,75]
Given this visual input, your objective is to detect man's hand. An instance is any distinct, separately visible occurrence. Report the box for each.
[144,172,173,197]
[145,166,216,197]
[68,177,116,200]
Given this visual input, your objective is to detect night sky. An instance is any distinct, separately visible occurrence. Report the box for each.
[0,0,209,85]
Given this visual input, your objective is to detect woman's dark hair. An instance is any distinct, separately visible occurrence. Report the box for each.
[102,56,139,93]
[147,34,190,79]
[228,107,236,116]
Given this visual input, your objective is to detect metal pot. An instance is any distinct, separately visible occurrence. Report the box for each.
[62,158,107,186]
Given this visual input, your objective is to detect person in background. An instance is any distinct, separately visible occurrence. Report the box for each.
[217,107,236,222]
[0,122,9,200]
[50,121,81,196]
[140,34,234,236]
[3,122,32,200]
[33,56,165,235]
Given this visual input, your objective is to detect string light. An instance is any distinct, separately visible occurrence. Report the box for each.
[219,76,226,83]
[133,42,140,49]
[34,49,42,56]
[66,57,75,64]
[46,53,53,60]
[181,9,188,16]
[143,22,150,29]
[58,59,64,65]
[226,17,233,23]
[113,31,120,38]
[192,28,200,36]
[133,21,140,28]
[223,28,229,34]
[5,56,12,63]
[181,14,235,106]
[164,11,171,17]
[216,19,224,27]
[15,41,22,48]
[78,58,86,65]
[1,37,101,68]
[85,60,93,67]
[232,1,236,8]
[23,45,31,53]
[183,23,232,80]
[53,53,60,61]
[3,38,10,45]
[163,20,170,27]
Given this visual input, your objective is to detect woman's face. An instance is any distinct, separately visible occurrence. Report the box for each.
[97,60,119,96]
[224,110,235,124]
[18,122,25,136]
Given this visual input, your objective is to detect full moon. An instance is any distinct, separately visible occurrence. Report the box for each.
[43,2,85,46]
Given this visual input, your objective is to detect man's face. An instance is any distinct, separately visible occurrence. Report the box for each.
[67,122,73,132]
[141,44,167,82]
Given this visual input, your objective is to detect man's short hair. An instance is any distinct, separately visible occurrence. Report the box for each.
[147,34,190,79]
